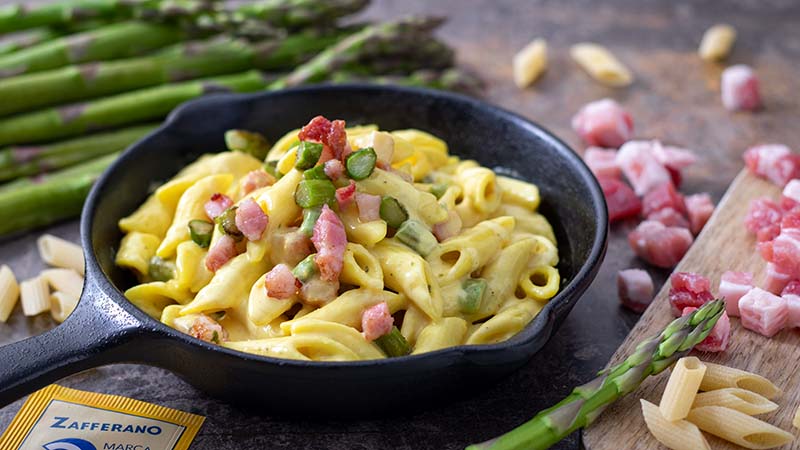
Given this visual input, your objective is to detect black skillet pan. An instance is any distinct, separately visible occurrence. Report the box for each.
[0,85,607,416]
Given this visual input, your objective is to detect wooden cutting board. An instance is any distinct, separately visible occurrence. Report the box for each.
[583,170,800,450]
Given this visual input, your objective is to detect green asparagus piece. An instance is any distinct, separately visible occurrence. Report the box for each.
[294,141,323,169]
[292,253,317,282]
[294,179,336,208]
[148,255,176,281]
[0,70,268,145]
[300,206,322,236]
[236,0,369,30]
[0,28,65,56]
[394,219,438,256]
[465,299,726,450]
[0,21,186,78]
[0,124,155,182]
[0,1,123,34]
[270,16,445,89]
[458,278,486,314]
[330,68,485,96]
[374,326,411,357]
[188,219,214,248]
[215,206,243,240]
[225,129,270,160]
[379,196,407,228]
[0,152,119,234]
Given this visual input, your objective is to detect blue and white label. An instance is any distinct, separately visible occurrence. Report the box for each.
[43,438,97,450]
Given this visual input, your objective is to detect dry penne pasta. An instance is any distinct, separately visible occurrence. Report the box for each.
[570,42,633,87]
[20,276,50,316]
[699,24,736,61]
[641,399,710,450]
[692,388,778,416]
[40,268,83,299]
[50,291,79,323]
[37,234,85,275]
[700,362,781,399]
[513,38,547,88]
[660,357,706,421]
[0,264,20,322]
[687,406,794,449]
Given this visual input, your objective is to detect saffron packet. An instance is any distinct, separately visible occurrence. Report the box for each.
[0,385,204,450]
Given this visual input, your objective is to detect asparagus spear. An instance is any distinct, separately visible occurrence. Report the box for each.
[0,124,156,182]
[465,299,726,450]
[330,68,485,95]
[0,151,117,192]
[0,29,349,116]
[0,28,64,55]
[0,152,119,235]
[0,1,123,34]
[0,21,185,78]
[235,0,369,30]
[0,70,269,145]
[270,16,446,89]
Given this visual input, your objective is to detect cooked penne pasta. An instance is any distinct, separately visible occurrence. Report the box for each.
[37,234,84,275]
[699,24,736,62]
[40,268,83,299]
[115,119,560,360]
[641,399,710,450]
[700,362,781,399]
[570,42,633,87]
[0,265,20,322]
[513,38,548,88]
[20,276,50,316]
[687,406,794,449]
[659,357,706,421]
[692,388,778,416]
[50,291,79,323]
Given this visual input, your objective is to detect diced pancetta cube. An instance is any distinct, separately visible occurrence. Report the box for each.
[335,180,356,209]
[765,262,792,295]
[355,192,381,222]
[240,170,275,195]
[617,269,654,313]
[324,159,344,180]
[584,147,621,179]
[598,177,642,223]
[204,192,233,220]
[187,314,227,343]
[685,193,715,235]
[646,207,690,229]
[205,235,238,272]
[628,220,694,269]
[264,263,299,300]
[744,197,783,235]
[234,198,268,241]
[781,280,800,328]
[571,98,634,148]
[361,301,394,341]
[652,144,698,171]
[721,65,761,112]
[781,180,800,211]
[616,140,672,195]
[719,271,754,317]
[666,166,682,189]
[270,228,312,266]
[298,116,351,160]
[642,182,686,217]
[671,271,711,293]
[757,224,781,243]
[767,227,800,275]
[311,204,347,282]
[738,287,787,337]
[669,289,714,317]
[743,144,800,187]
[669,272,714,317]
[682,306,730,352]
[433,209,463,242]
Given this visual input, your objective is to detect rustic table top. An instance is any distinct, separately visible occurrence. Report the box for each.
[2,0,799,449]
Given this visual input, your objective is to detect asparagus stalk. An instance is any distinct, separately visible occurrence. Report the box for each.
[0,21,185,78]
[0,1,123,34]
[0,152,119,235]
[270,16,446,89]
[0,151,117,192]
[0,124,156,182]
[465,300,726,450]
[234,0,369,30]
[330,68,485,95]
[0,70,269,145]
[0,28,65,55]
[0,29,349,116]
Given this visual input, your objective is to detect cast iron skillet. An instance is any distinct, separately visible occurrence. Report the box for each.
[0,85,607,416]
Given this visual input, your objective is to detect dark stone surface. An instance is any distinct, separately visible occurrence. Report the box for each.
[2,0,800,448]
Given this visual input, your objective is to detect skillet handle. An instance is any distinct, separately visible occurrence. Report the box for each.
[0,282,142,408]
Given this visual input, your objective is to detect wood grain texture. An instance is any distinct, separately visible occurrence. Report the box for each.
[584,170,800,450]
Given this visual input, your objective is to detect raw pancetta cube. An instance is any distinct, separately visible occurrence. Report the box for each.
[598,177,641,223]
[647,207,690,229]
[616,141,673,196]
[721,64,761,112]
[617,269,654,313]
[782,179,800,211]
[765,262,792,295]
[738,287,787,337]
[685,193,715,235]
[628,220,693,269]
[584,147,621,179]
[642,182,686,217]
[719,271,753,317]
[668,272,714,316]
[743,144,800,187]
[744,197,783,235]
[766,227,800,276]
[571,98,634,148]
[652,144,698,171]
[780,280,800,328]
[682,306,731,352]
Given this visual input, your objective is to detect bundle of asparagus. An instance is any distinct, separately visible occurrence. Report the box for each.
[0,0,482,236]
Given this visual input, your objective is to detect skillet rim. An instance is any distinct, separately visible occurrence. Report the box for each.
[81,83,608,369]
